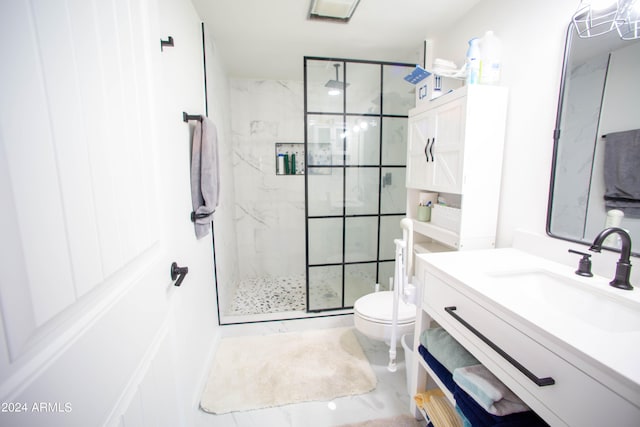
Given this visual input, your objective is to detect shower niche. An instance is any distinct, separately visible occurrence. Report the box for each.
[275,142,304,175]
[275,142,334,175]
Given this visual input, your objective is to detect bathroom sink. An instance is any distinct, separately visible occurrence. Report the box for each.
[484,269,640,333]
[417,247,640,414]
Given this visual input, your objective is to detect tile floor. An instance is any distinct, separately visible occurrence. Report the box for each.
[194,315,424,427]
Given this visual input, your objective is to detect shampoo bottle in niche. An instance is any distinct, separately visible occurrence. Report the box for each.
[284,152,290,175]
[479,30,502,85]
[277,154,285,175]
[465,37,481,85]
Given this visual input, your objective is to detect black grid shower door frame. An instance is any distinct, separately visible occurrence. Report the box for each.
[303,56,413,313]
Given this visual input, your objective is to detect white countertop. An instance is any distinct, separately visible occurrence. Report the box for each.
[417,247,640,406]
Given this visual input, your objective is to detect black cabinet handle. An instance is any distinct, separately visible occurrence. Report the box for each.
[444,306,555,387]
[170,262,189,287]
[424,138,431,162]
[429,137,435,162]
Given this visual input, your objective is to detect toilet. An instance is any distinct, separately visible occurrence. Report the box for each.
[353,218,417,346]
[353,290,416,343]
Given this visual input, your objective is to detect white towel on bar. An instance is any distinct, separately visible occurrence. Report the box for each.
[191,117,220,239]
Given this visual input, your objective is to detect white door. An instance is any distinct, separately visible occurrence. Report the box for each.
[0,1,213,426]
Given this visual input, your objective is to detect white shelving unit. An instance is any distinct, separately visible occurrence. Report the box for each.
[406,84,509,253]
[405,84,508,424]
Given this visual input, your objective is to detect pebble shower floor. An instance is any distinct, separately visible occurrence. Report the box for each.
[227,272,379,316]
[227,275,307,316]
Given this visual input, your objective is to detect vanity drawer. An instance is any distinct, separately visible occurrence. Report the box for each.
[422,272,640,427]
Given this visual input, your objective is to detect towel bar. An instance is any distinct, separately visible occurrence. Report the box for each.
[183,112,203,122]
[191,210,213,222]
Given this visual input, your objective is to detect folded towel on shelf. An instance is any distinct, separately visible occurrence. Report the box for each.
[414,389,441,410]
[415,389,463,427]
[455,405,472,427]
[453,364,529,416]
[604,129,640,218]
[419,345,548,426]
[418,345,456,393]
[425,392,463,427]
[420,327,479,373]
[454,386,548,427]
[190,117,220,239]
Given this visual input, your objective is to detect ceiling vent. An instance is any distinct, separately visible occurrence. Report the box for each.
[308,0,361,23]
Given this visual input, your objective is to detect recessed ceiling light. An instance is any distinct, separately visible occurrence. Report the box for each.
[308,0,361,22]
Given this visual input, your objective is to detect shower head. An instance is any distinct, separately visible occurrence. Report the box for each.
[325,63,349,94]
[324,80,346,90]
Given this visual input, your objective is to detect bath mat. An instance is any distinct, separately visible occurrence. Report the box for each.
[200,327,377,414]
[336,414,425,427]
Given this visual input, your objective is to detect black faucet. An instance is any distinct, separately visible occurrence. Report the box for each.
[589,227,634,290]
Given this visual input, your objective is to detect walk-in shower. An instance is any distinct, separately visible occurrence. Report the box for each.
[218,58,414,323]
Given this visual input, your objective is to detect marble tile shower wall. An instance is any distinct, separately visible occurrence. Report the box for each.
[230,79,306,280]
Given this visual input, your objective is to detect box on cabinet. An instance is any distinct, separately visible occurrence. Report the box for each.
[430,205,461,232]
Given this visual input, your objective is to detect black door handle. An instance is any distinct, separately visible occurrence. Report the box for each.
[170,262,189,287]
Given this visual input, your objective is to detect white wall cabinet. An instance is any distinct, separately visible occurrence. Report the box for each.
[407,94,465,193]
[406,85,508,252]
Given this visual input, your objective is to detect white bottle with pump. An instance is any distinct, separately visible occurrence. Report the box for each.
[479,30,502,85]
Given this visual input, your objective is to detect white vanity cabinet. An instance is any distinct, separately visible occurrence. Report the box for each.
[411,251,640,426]
[406,85,508,251]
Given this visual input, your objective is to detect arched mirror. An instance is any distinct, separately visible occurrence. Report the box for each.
[547,24,640,257]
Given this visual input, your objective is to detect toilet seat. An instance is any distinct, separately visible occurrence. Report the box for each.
[354,291,416,325]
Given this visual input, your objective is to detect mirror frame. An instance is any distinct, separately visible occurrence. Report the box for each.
[546,24,639,258]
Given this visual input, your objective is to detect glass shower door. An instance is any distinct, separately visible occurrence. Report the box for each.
[304,58,414,312]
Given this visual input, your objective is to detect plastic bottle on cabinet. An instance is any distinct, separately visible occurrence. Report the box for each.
[479,31,502,85]
[465,38,481,85]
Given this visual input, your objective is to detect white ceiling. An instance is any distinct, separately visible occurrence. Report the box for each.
[191,0,482,80]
